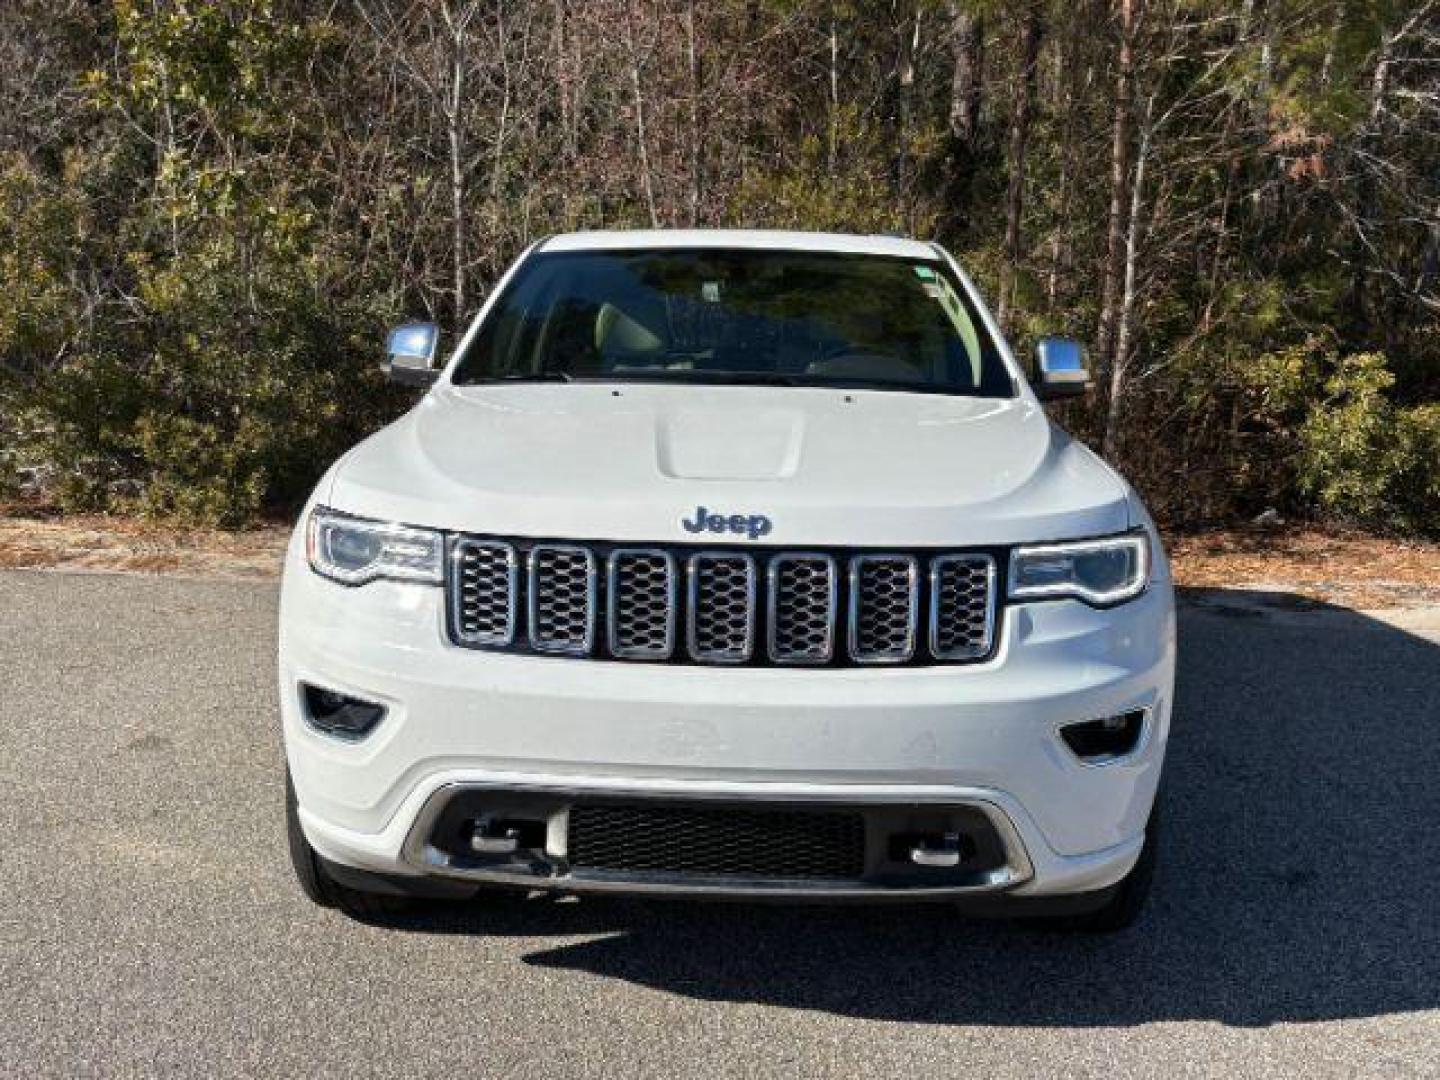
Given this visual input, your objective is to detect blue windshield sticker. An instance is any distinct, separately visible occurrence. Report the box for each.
[914,265,936,280]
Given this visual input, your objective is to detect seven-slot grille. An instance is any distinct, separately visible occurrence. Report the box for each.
[447,538,997,666]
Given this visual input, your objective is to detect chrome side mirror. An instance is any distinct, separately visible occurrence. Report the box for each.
[1033,337,1091,401]
[384,322,440,387]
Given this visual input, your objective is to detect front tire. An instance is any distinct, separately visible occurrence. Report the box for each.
[284,768,415,921]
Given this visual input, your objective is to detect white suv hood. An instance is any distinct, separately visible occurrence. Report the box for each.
[326,384,1130,546]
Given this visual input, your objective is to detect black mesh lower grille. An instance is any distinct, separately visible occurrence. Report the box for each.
[567,803,867,880]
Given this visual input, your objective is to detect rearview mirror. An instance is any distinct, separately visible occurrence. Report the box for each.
[384,322,440,387]
[1033,337,1091,401]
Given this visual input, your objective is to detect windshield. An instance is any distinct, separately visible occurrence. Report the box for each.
[451,248,1013,397]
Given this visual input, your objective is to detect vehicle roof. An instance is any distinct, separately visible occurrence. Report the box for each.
[537,229,940,259]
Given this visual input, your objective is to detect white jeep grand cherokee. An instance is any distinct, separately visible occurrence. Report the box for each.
[280,229,1175,931]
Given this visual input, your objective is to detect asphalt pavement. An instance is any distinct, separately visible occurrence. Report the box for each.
[2,570,1438,1078]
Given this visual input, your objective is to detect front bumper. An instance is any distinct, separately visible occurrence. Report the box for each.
[280,535,1175,901]
[300,773,1150,902]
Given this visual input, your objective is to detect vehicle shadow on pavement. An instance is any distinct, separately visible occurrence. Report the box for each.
[400,592,1440,1028]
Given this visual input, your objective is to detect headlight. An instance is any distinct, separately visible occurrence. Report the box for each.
[305,506,443,586]
[1008,532,1150,607]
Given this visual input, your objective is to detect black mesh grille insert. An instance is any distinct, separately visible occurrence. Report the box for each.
[452,540,517,645]
[769,554,837,663]
[687,554,756,662]
[609,550,676,658]
[850,555,919,661]
[528,545,595,654]
[567,803,867,880]
[931,554,995,659]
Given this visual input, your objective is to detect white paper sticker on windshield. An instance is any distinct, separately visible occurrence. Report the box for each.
[701,281,721,303]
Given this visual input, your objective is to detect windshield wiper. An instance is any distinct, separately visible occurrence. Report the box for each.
[599,370,972,394]
[468,371,573,384]
[462,369,979,395]
[602,370,806,387]
[808,376,960,394]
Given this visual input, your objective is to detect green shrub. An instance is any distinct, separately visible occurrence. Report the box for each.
[12,217,403,525]
[1391,405,1440,534]
[1295,352,1440,534]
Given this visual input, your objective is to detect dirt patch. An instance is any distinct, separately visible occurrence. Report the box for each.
[0,514,288,580]
[1168,526,1440,610]
[3,513,1437,610]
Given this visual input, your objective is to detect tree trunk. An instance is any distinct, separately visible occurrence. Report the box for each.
[947,4,983,147]
[1103,94,1155,460]
[944,5,983,235]
[157,56,180,258]
[685,0,702,225]
[998,5,1043,328]
[828,6,840,173]
[552,0,575,165]
[622,0,659,227]
[742,0,761,179]
[1253,0,1274,130]
[444,7,468,330]
[1319,0,1346,89]
[1046,29,1077,312]
[1096,0,1138,369]
[1047,157,1070,312]
[1349,24,1394,322]
[490,0,512,205]
[895,4,921,206]
[1201,156,1236,333]
[1201,0,1257,331]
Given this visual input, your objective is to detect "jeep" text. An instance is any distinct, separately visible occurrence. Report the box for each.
[680,506,773,541]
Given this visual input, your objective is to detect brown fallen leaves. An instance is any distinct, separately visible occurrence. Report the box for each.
[0,512,289,581]
[1168,526,1440,610]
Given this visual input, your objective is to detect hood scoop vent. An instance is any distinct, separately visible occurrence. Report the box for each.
[656,408,804,481]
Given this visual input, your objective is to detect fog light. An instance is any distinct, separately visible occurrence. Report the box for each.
[301,683,387,739]
[1059,710,1145,762]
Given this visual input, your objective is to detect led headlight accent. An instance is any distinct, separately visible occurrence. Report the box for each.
[306,506,443,586]
[1008,532,1150,607]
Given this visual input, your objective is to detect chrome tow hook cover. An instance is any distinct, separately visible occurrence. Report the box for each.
[910,832,964,868]
[470,819,522,855]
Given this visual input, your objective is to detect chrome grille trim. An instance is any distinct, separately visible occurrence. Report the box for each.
[449,539,519,646]
[527,544,597,655]
[447,536,1000,667]
[607,549,678,659]
[767,553,838,664]
[686,552,757,663]
[848,555,920,663]
[930,554,997,660]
